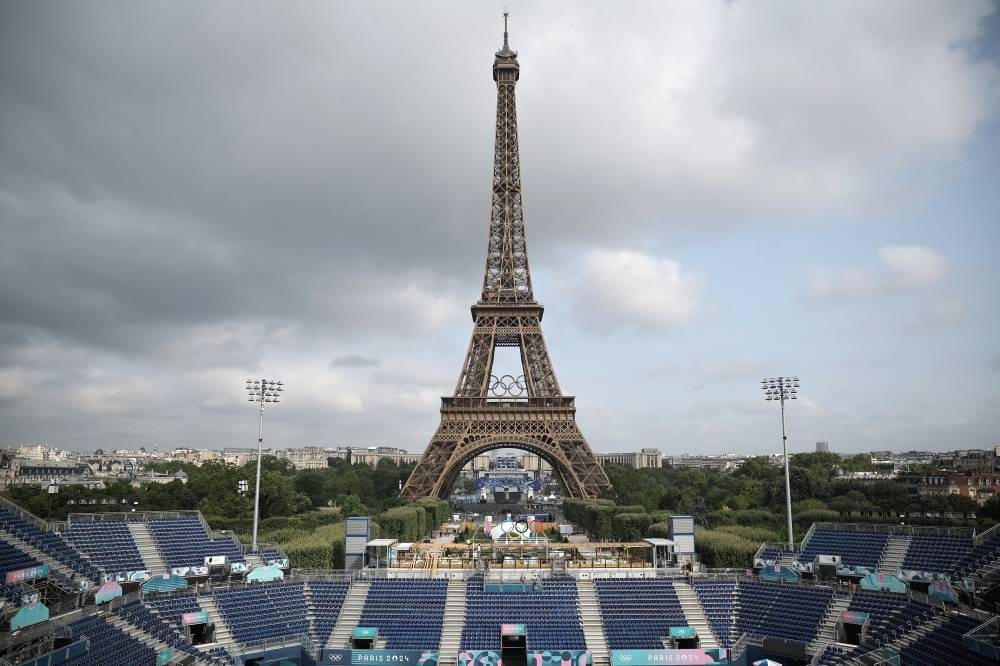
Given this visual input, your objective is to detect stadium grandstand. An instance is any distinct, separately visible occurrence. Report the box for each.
[3,495,1000,666]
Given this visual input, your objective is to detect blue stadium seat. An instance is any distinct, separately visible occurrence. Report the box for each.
[147,517,245,568]
[460,575,586,650]
[595,578,688,649]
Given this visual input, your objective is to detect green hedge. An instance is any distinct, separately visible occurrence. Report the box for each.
[695,527,761,568]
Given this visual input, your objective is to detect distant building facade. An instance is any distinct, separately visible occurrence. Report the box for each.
[596,448,662,469]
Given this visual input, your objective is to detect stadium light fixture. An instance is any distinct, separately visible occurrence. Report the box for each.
[762,376,799,549]
[246,378,284,551]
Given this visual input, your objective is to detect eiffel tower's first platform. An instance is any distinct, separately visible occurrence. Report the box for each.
[400,17,613,500]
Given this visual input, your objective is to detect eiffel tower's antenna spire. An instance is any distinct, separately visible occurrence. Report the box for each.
[486,9,528,304]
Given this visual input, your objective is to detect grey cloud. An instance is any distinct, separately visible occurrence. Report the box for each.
[0,1,997,452]
[332,354,381,368]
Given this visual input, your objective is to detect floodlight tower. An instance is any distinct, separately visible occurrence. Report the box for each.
[246,378,284,551]
[762,376,799,548]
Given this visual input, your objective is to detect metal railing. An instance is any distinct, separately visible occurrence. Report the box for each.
[67,510,204,524]
[440,396,576,410]
[753,540,800,563]
[975,521,1000,545]
[963,615,1000,660]
[729,632,760,660]
[0,495,54,532]
[801,521,817,550]
[238,540,288,561]
[813,522,975,538]
[236,632,315,660]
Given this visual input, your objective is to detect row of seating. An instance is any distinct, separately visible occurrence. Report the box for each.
[147,517,244,568]
[899,613,998,666]
[461,576,586,649]
[63,615,157,666]
[775,528,1000,577]
[214,582,311,645]
[305,580,351,646]
[595,579,687,649]
[65,520,145,572]
[0,508,101,580]
[736,579,831,643]
[801,530,889,569]
[0,538,43,600]
[359,579,447,648]
[692,579,737,646]
[903,534,973,573]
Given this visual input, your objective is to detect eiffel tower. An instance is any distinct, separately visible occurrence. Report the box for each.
[400,16,613,500]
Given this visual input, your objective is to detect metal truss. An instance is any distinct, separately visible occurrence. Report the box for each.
[400,21,612,501]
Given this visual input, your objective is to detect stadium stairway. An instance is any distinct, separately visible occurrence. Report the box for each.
[575,578,611,664]
[438,578,469,666]
[807,592,852,656]
[878,612,949,654]
[0,524,89,582]
[672,581,719,649]
[328,581,371,647]
[129,522,167,573]
[302,581,319,645]
[106,610,215,666]
[878,535,910,573]
[195,594,236,650]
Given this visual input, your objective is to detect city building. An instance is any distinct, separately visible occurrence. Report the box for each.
[668,454,745,473]
[275,446,330,470]
[596,448,663,469]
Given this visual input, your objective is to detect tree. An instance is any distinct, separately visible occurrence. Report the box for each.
[334,494,366,517]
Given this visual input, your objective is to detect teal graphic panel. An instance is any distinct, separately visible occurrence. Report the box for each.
[859,573,907,593]
[610,649,729,666]
[247,564,285,582]
[142,574,189,594]
[11,595,49,631]
[322,649,438,666]
[840,611,869,625]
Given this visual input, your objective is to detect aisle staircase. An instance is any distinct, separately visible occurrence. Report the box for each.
[106,613,215,665]
[807,592,852,656]
[878,536,911,573]
[195,595,235,650]
[575,578,610,665]
[878,612,949,653]
[328,582,371,647]
[672,581,719,649]
[303,581,319,645]
[128,522,167,573]
[438,578,468,666]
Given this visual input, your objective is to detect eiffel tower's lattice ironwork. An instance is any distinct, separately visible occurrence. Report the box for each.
[400,17,613,500]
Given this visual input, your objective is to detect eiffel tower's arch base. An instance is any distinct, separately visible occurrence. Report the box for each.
[400,419,612,501]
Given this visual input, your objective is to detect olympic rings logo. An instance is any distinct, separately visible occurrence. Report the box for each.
[484,518,544,540]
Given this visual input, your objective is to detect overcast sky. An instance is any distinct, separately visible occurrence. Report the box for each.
[1,1,998,457]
